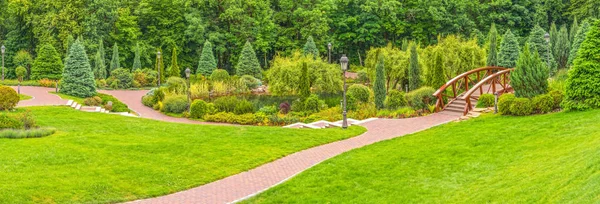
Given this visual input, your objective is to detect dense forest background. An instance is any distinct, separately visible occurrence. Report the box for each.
[0,0,597,76]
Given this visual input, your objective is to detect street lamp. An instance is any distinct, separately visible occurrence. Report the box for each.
[544,32,551,69]
[328,43,332,63]
[1,45,5,81]
[340,55,349,129]
[157,50,162,86]
[185,67,192,110]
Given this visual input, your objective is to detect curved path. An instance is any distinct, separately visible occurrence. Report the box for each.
[11,86,67,107]
[12,86,459,203]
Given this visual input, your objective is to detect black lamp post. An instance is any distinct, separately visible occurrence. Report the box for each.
[157,50,162,86]
[340,55,349,129]
[544,33,551,69]
[185,67,192,110]
[328,43,332,63]
[1,45,5,81]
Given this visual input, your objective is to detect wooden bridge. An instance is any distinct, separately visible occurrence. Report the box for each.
[433,67,514,116]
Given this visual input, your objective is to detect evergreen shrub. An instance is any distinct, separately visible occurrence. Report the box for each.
[0,86,19,110]
[509,98,533,116]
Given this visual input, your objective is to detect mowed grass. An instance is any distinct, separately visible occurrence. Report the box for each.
[19,94,32,100]
[0,106,365,203]
[245,110,600,203]
[50,92,84,104]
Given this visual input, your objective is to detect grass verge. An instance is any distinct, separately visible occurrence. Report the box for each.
[19,94,32,101]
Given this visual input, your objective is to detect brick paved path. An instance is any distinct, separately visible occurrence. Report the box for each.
[11,86,67,107]
[130,113,458,204]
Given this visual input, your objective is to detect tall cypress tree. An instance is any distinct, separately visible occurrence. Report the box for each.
[486,24,498,66]
[550,22,558,55]
[31,44,63,80]
[510,43,548,98]
[554,25,571,69]
[528,25,557,74]
[59,39,96,98]
[408,44,421,91]
[429,50,446,89]
[168,47,180,77]
[568,21,590,67]
[94,40,107,79]
[498,29,520,68]
[236,41,262,79]
[299,62,310,98]
[374,54,386,109]
[197,40,217,76]
[569,18,579,44]
[133,43,142,71]
[302,36,319,59]
[110,43,120,72]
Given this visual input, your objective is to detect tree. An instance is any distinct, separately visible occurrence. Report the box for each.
[94,40,107,79]
[15,66,27,82]
[429,50,446,89]
[59,40,96,98]
[486,24,498,66]
[568,21,590,67]
[528,25,557,74]
[133,43,142,71]
[13,50,33,78]
[550,22,558,55]
[303,36,319,59]
[31,44,63,80]
[570,18,579,44]
[510,43,548,98]
[563,20,600,111]
[408,44,421,91]
[168,48,180,77]
[236,41,262,79]
[299,62,310,98]
[554,25,570,69]
[498,30,520,68]
[197,41,217,76]
[374,54,386,110]
[110,43,120,72]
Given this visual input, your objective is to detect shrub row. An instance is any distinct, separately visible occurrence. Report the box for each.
[498,91,563,116]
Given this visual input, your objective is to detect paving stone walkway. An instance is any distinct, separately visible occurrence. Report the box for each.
[11,86,67,107]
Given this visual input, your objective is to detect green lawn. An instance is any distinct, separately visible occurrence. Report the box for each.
[19,94,32,101]
[0,106,365,203]
[50,92,85,104]
[245,110,600,203]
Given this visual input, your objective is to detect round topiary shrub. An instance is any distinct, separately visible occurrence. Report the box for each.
[498,93,516,115]
[162,95,188,114]
[385,90,407,109]
[477,94,495,108]
[406,87,436,110]
[532,94,554,114]
[190,100,209,119]
[210,69,230,81]
[304,94,326,113]
[509,98,533,116]
[0,114,23,129]
[347,84,371,103]
[233,100,255,115]
[0,86,19,110]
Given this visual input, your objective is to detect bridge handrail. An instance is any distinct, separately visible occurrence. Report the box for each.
[461,69,513,100]
[432,66,508,96]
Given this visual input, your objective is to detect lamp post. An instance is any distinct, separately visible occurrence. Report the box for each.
[328,43,332,63]
[1,45,5,81]
[340,55,349,129]
[544,33,551,69]
[157,50,162,87]
[185,67,191,110]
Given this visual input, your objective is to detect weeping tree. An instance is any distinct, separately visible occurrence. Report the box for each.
[59,40,96,98]
[568,21,590,67]
[486,24,498,66]
[374,54,386,109]
[197,41,217,76]
[554,25,571,69]
[510,43,548,98]
[133,43,142,71]
[498,29,520,68]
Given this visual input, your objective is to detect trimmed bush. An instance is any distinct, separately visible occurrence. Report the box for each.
[532,94,554,114]
[142,95,155,107]
[385,90,407,109]
[258,105,278,115]
[190,100,209,119]
[214,96,239,113]
[162,95,188,114]
[509,98,533,116]
[498,93,516,115]
[84,96,103,106]
[166,77,188,95]
[107,68,133,89]
[211,69,230,81]
[304,94,327,113]
[477,94,495,108]
[234,100,255,115]
[347,84,371,103]
[549,90,563,109]
[406,87,436,110]
[96,93,129,112]
[0,86,19,110]
[0,114,23,129]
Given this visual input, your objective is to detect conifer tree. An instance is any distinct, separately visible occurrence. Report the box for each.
[59,40,96,98]
[236,41,262,79]
[498,29,520,68]
[569,18,579,44]
[65,35,75,60]
[550,22,558,54]
[554,25,571,69]
[299,62,310,98]
[568,21,590,67]
[302,36,319,59]
[31,44,63,80]
[133,43,142,71]
[563,20,600,110]
[110,43,120,72]
[528,25,557,74]
[94,40,107,79]
[429,50,446,89]
[486,24,498,66]
[408,44,421,91]
[168,47,180,77]
[197,41,217,76]
[510,43,548,98]
[374,54,386,109]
